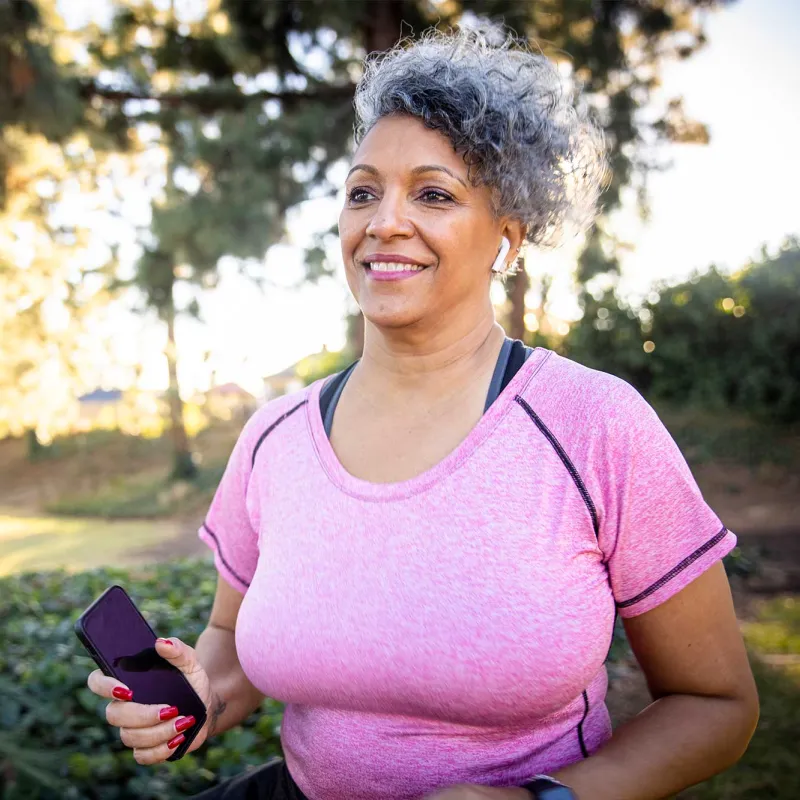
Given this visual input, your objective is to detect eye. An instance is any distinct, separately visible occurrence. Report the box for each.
[347,187,374,204]
[419,188,453,204]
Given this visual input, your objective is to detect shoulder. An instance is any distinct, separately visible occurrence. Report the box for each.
[234,384,315,458]
[518,349,647,426]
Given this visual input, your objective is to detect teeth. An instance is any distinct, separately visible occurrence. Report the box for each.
[368,262,425,272]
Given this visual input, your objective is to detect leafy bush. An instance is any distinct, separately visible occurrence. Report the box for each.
[565,238,800,424]
[0,560,282,800]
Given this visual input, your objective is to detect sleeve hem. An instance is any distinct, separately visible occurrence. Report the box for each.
[616,526,736,618]
[198,522,251,595]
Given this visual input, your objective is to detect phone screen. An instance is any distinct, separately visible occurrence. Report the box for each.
[76,585,207,758]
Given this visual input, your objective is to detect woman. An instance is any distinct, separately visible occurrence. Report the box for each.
[87,25,758,800]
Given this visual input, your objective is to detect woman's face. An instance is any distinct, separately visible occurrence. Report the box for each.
[339,114,520,332]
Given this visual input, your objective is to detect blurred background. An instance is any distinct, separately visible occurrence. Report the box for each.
[0,0,798,798]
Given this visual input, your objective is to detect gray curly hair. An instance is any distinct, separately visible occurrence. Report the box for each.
[353,22,606,248]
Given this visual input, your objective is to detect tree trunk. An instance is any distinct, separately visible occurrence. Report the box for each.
[505,257,530,342]
[164,298,196,480]
[364,0,404,51]
[345,0,405,357]
[346,309,365,359]
[25,428,47,461]
[532,273,553,342]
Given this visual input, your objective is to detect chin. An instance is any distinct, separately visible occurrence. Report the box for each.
[360,299,429,331]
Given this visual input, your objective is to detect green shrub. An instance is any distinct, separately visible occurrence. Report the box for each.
[565,238,800,425]
[0,560,282,800]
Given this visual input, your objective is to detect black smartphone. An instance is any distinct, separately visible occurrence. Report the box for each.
[74,584,207,761]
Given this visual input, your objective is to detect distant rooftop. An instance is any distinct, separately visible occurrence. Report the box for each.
[207,382,255,399]
[78,388,123,404]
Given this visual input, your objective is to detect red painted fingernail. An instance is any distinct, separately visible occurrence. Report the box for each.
[167,733,185,750]
[156,638,174,646]
[112,686,133,701]
[175,715,196,733]
[159,706,179,721]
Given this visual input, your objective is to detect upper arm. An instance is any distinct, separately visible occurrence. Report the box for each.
[208,575,246,633]
[623,562,757,707]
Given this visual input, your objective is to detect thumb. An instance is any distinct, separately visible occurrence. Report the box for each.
[155,637,211,705]
[155,637,203,678]
[155,637,212,744]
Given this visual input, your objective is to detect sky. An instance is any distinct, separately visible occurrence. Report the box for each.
[89,0,800,398]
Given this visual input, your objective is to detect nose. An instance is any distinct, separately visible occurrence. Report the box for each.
[365,190,414,240]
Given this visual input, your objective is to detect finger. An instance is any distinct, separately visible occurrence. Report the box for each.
[120,714,198,749]
[154,637,202,676]
[87,670,133,702]
[132,733,188,766]
[106,700,181,729]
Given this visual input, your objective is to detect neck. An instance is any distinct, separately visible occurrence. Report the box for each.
[358,301,504,392]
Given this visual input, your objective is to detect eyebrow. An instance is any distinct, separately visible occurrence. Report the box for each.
[346,163,468,189]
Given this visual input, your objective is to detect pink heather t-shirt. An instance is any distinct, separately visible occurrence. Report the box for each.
[198,348,735,800]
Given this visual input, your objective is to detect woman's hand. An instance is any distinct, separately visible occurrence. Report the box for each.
[426,786,532,799]
[86,637,213,765]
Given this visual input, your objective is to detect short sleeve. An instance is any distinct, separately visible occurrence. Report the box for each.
[595,382,736,617]
[198,415,262,594]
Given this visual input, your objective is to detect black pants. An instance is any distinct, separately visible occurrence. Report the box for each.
[189,758,308,800]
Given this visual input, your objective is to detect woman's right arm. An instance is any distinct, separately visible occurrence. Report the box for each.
[87,575,263,764]
[193,575,264,738]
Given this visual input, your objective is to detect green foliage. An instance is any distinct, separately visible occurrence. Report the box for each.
[565,239,800,424]
[743,597,800,656]
[655,406,795,468]
[0,1,83,199]
[0,561,283,799]
[295,348,354,386]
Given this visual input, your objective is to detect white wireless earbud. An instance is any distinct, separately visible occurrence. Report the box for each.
[490,236,511,274]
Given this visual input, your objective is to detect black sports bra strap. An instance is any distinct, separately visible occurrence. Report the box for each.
[320,360,358,436]
[497,339,533,398]
[320,339,534,438]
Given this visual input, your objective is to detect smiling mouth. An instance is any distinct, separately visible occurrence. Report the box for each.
[364,261,428,273]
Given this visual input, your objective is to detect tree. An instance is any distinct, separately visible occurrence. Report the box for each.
[564,237,800,424]
[475,0,735,340]
[62,0,452,474]
[0,1,116,450]
[3,0,735,468]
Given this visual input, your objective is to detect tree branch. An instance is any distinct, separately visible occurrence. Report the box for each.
[78,80,355,113]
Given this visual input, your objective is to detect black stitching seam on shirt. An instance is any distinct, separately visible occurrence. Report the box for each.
[201,522,251,589]
[251,399,308,469]
[578,690,590,759]
[514,395,599,539]
[203,400,307,589]
[616,526,729,609]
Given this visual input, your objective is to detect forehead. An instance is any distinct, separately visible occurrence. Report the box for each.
[352,115,467,177]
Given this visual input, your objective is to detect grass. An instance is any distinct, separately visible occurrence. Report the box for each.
[44,462,226,519]
[682,596,800,799]
[743,597,800,656]
[0,511,197,576]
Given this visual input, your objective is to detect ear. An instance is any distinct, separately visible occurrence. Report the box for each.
[502,221,526,256]
[496,221,526,271]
